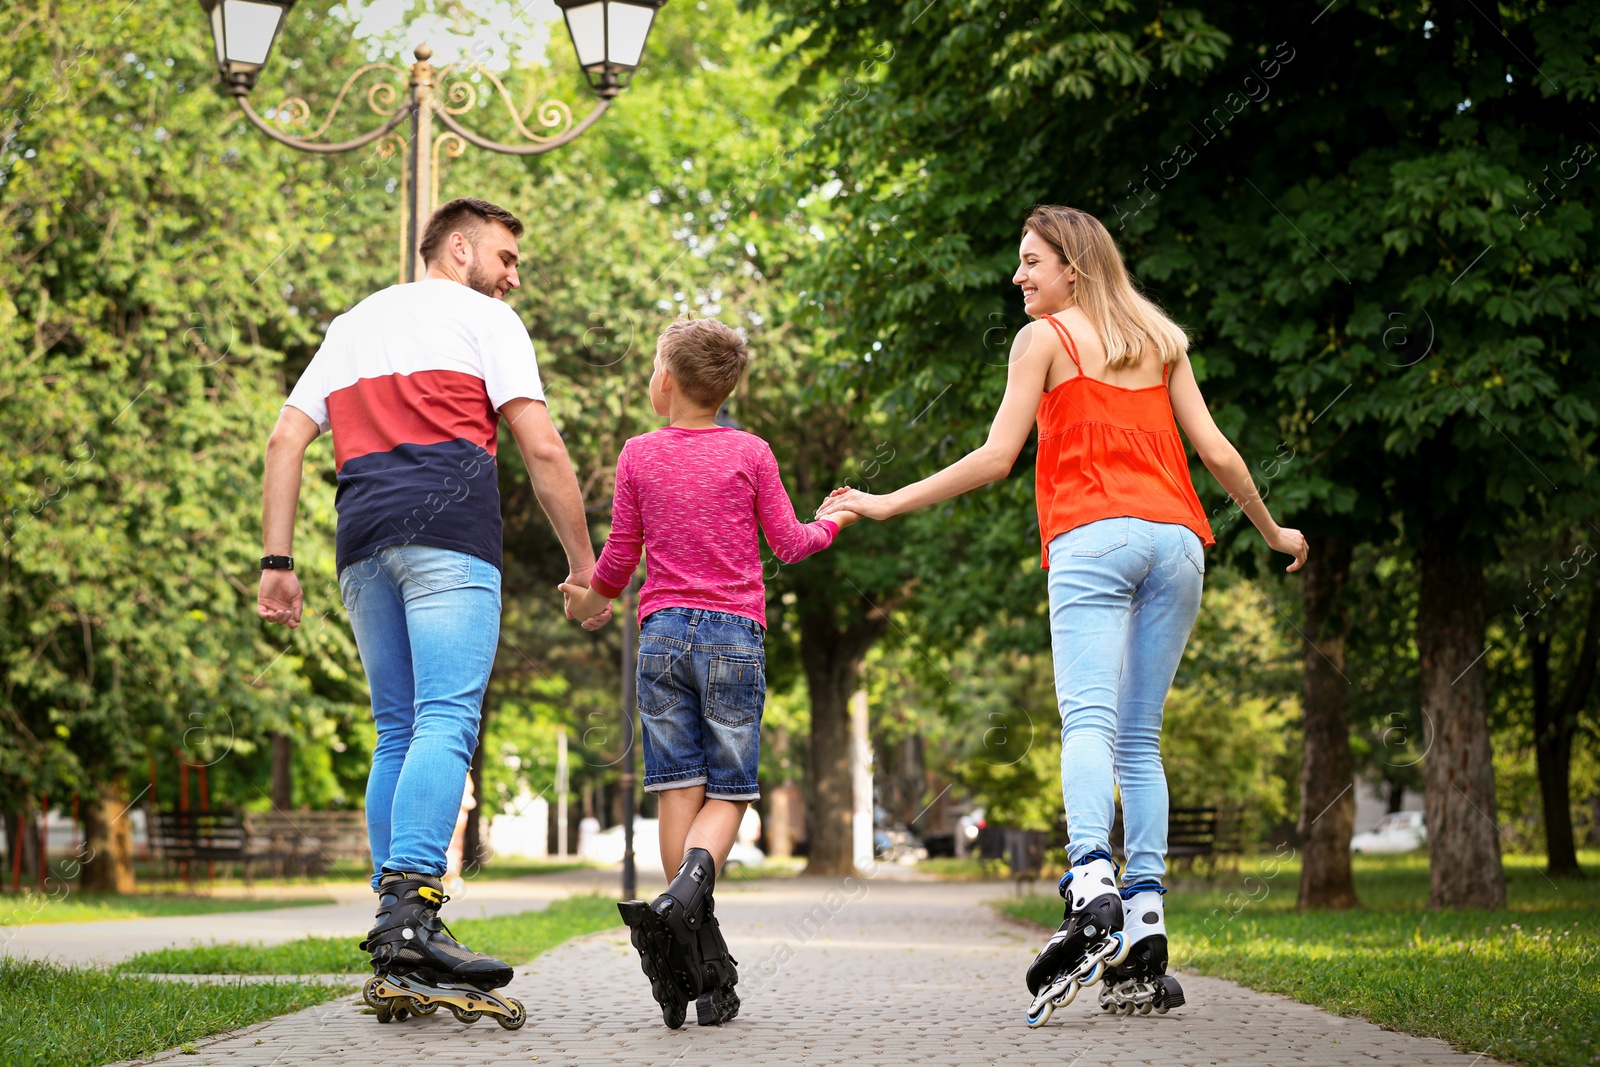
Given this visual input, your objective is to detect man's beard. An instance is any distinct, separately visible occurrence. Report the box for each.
[466,260,499,299]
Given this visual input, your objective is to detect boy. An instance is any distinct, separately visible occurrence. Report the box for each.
[561,317,855,1029]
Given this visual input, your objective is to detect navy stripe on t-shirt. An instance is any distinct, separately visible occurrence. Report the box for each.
[334,438,502,574]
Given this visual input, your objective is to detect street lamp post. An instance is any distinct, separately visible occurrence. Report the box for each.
[200,0,666,281]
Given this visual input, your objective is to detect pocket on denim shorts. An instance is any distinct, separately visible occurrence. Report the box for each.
[1182,534,1206,576]
[706,654,765,728]
[1069,517,1130,558]
[637,652,683,717]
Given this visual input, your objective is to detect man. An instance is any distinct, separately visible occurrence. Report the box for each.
[257,197,606,1023]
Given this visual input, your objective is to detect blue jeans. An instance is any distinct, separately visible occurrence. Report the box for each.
[339,545,501,889]
[1047,517,1204,886]
[637,608,766,801]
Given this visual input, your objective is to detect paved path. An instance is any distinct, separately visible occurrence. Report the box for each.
[104,874,1500,1067]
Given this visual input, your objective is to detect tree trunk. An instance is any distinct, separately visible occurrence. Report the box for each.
[798,602,888,876]
[80,778,135,893]
[1418,523,1505,909]
[270,733,293,810]
[1297,535,1359,909]
[464,725,487,871]
[1387,781,1405,814]
[766,726,793,859]
[1531,589,1599,878]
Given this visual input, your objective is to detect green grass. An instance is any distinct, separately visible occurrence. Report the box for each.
[0,957,354,1067]
[120,893,623,974]
[1002,850,1600,1067]
[0,891,333,926]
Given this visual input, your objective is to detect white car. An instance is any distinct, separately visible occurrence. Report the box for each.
[1350,810,1426,854]
[582,817,766,871]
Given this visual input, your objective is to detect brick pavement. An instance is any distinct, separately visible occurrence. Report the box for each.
[116,876,1502,1067]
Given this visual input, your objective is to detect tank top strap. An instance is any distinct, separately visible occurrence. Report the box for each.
[1041,314,1083,372]
[1162,358,1171,385]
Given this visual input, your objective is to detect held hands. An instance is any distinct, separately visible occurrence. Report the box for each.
[1267,526,1309,573]
[815,486,891,524]
[559,580,613,631]
[257,570,304,628]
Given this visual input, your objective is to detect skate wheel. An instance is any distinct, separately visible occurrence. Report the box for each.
[409,998,438,1016]
[495,1001,527,1031]
[1100,997,1117,1014]
[1025,1000,1054,1028]
[1138,1000,1153,1015]
[392,1005,410,1022]
[362,977,385,1010]
[1106,930,1131,967]
[1050,980,1079,1009]
[1120,1000,1136,1014]
[1154,1003,1170,1015]
[1081,959,1105,986]
[664,1000,687,1030]
[374,1002,393,1024]
[450,1007,482,1024]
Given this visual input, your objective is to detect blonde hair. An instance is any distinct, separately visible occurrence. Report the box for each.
[657,315,750,407]
[1022,205,1188,371]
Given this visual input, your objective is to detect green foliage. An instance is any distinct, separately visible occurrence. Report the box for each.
[119,894,620,973]
[1005,850,1600,1067]
[0,958,352,1067]
[0,891,331,926]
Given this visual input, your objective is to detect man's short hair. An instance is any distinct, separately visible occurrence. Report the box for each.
[419,197,524,265]
[657,316,750,408]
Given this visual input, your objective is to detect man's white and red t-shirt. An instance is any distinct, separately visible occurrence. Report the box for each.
[588,427,839,628]
[285,279,544,573]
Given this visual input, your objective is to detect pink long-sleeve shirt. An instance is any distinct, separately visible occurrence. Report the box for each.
[588,427,839,627]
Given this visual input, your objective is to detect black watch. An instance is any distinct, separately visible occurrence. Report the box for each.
[260,555,295,571]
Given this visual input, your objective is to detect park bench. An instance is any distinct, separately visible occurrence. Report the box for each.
[242,810,368,879]
[975,825,1057,893]
[147,811,248,878]
[1166,805,1246,875]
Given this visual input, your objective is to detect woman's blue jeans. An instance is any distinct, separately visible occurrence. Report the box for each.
[1047,517,1204,886]
[339,545,501,889]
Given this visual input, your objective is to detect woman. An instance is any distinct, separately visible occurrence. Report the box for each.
[817,205,1307,1024]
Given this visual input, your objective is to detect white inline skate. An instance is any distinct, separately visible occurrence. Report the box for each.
[1097,884,1185,1015]
[1024,853,1130,1028]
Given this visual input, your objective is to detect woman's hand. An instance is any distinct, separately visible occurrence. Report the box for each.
[1266,526,1309,573]
[816,487,892,522]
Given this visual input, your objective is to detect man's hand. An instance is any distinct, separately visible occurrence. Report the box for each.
[558,581,613,630]
[258,569,305,628]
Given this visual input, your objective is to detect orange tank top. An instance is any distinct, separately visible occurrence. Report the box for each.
[1034,314,1215,568]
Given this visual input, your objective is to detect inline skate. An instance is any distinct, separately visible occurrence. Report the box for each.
[619,847,740,1029]
[1098,883,1185,1016]
[358,871,526,1029]
[1025,852,1129,1028]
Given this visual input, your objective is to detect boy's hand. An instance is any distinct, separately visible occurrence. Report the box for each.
[558,581,613,630]
[826,508,861,530]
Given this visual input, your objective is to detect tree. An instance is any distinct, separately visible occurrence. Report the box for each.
[0,0,375,888]
[757,0,1600,908]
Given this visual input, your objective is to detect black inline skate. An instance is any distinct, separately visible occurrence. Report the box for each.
[1098,883,1185,1015]
[1025,852,1130,1028]
[618,847,740,1029]
[358,871,526,1029]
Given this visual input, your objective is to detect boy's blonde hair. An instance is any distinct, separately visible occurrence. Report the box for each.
[657,316,749,408]
[1023,205,1189,371]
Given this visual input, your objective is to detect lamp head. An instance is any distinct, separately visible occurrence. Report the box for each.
[554,0,667,99]
[200,0,297,96]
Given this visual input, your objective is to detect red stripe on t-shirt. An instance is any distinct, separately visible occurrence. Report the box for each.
[327,370,499,471]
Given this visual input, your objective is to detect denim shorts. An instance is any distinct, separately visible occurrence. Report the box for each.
[637,607,766,801]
